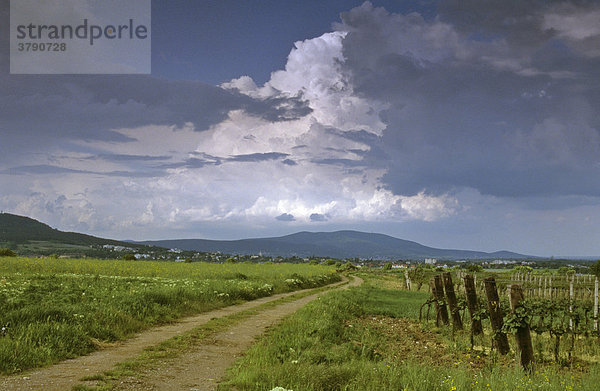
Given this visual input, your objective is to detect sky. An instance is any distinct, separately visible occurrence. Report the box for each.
[1,0,600,257]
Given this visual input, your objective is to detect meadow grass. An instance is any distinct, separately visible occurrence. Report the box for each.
[219,272,600,391]
[0,257,339,375]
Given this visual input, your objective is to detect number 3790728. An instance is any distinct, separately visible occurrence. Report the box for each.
[17,42,67,52]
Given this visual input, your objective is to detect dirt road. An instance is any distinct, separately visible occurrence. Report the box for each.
[114,275,362,391]
[0,275,361,391]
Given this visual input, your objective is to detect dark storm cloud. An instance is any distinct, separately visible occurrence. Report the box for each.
[257,95,313,122]
[228,152,290,162]
[159,157,221,170]
[101,170,167,178]
[0,164,165,178]
[163,152,291,169]
[275,213,295,221]
[157,152,292,170]
[309,213,328,222]
[337,1,600,199]
[438,0,555,45]
[0,165,91,175]
[282,159,297,166]
[438,0,599,45]
[311,158,367,167]
[86,154,172,162]
[0,75,309,160]
[0,1,311,166]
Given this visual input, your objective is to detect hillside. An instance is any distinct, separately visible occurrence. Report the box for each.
[1,213,531,260]
[136,230,530,260]
[0,213,146,255]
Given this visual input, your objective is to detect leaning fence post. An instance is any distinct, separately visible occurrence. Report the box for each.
[508,284,534,372]
[464,274,483,335]
[484,277,510,355]
[431,275,449,326]
[443,272,463,330]
[429,279,439,326]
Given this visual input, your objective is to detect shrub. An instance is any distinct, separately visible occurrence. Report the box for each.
[0,248,16,257]
[122,253,136,261]
[590,260,600,278]
[466,264,483,273]
[338,262,358,271]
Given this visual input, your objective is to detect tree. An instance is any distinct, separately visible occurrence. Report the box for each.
[558,266,575,275]
[466,264,483,273]
[0,248,17,257]
[342,262,358,271]
[513,265,533,273]
[407,266,428,290]
[589,260,600,278]
[122,253,136,261]
[383,262,392,270]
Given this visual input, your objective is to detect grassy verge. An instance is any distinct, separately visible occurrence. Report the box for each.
[219,273,600,391]
[0,257,339,375]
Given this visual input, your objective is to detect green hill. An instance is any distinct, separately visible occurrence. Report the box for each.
[0,213,145,256]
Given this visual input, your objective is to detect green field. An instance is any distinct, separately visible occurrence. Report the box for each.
[0,257,339,375]
[220,272,600,391]
[5,258,600,390]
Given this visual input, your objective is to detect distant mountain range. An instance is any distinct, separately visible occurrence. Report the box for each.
[134,230,530,260]
[0,212,531,260]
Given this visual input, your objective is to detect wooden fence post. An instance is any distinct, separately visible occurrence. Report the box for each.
[569,276,574,331]
[428,279,437,325]
[464,274,483,335]
[484,277,510,355]
[595,277,599,332]
[432,275,449,326]
[443,272,463,330]
[509,284,534,372]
